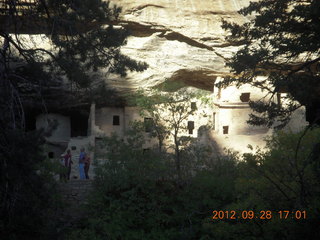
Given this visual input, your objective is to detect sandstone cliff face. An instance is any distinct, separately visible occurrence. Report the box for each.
[107,0,256,92]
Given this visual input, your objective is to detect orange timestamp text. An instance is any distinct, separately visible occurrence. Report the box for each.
[212,210,307,220]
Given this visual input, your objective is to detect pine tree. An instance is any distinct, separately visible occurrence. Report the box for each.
[220,0,320,128]
[0,1,147,237]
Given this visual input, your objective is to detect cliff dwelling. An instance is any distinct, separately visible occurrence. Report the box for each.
[2,0,310,178]
[2,1,320,238]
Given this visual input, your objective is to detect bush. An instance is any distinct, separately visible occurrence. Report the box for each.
[68,127,320,239]
[67,133,238,240]
[207,128,320,240]
[0,129,62,239]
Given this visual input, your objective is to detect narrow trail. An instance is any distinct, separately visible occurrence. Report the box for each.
[58,179,93,228]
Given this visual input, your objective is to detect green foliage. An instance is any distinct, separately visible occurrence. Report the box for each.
[1,1,149,239]
[155,81,187,92]
[208,128,320,239]
[0,129,62,239]
[67,127,238,240]
[1,0,148,114]
[69,121,320,239]
[1,2,149,237]
[220,0,320,127]
[128,88,199,178]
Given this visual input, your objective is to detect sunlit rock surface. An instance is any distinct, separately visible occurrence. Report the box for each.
[107,0,257,92]
[103,0,306,154]
[29,0,307,158]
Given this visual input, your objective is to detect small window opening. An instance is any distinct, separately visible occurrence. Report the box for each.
[240,93,250,102]
[48,152,54,159]
[143,148,150,154]
[113,115,120,125]
[144,118,153,132]
[277,93,281,105]
[71,146,76,151]
[191,102,197,111]
[188,121,194,134]
[223,126,229,134]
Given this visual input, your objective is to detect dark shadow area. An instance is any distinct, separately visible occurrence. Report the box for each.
[70,110,89,137]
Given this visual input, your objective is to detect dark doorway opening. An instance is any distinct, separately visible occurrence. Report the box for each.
[48,152,54,159]
[191,102,197,111]
[113,115,120,125]
[25,109,38,131]
[188,121,195,134]
[70,111,88,137]
[223,126,229,134]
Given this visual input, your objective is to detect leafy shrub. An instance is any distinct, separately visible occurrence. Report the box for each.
[68,133,238,240]
[69,126,320,239]
[0,129,62,239]
[207,128,320,240]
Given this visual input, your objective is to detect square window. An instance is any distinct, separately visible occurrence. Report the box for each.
[113,115,120,125]
[223,126,229,134]
[240,93,250,102]
[143,148,150,154]
[188,121,194,134]
[191,102,197,111]
[188,121,194,129]
[48,152,54,159]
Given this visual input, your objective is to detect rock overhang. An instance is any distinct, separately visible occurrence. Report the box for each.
[106,0,257,94]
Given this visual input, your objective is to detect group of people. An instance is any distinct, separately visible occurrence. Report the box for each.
[60,147,91,180]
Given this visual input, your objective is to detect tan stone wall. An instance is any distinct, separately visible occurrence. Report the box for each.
[214,78,267,104]
[92,88,307,155]
[210,80,308,153]
[95,107,125,137]
[124,106,142,129]
[214,107,269,135]
[283,107,308,132]
[212,81,271,153]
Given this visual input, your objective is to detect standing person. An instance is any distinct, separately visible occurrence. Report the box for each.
[84,154,91,179]
[79,148,86,179]
[59,154,66,181]
[63,149,73,180]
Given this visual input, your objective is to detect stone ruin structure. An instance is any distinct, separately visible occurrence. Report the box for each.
[19,0,308,177]
[36,82,307,179]
[31,0,308,178]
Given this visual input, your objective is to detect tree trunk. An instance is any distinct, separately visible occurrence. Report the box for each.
[159,139,163,153]
[174,133,181,180]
